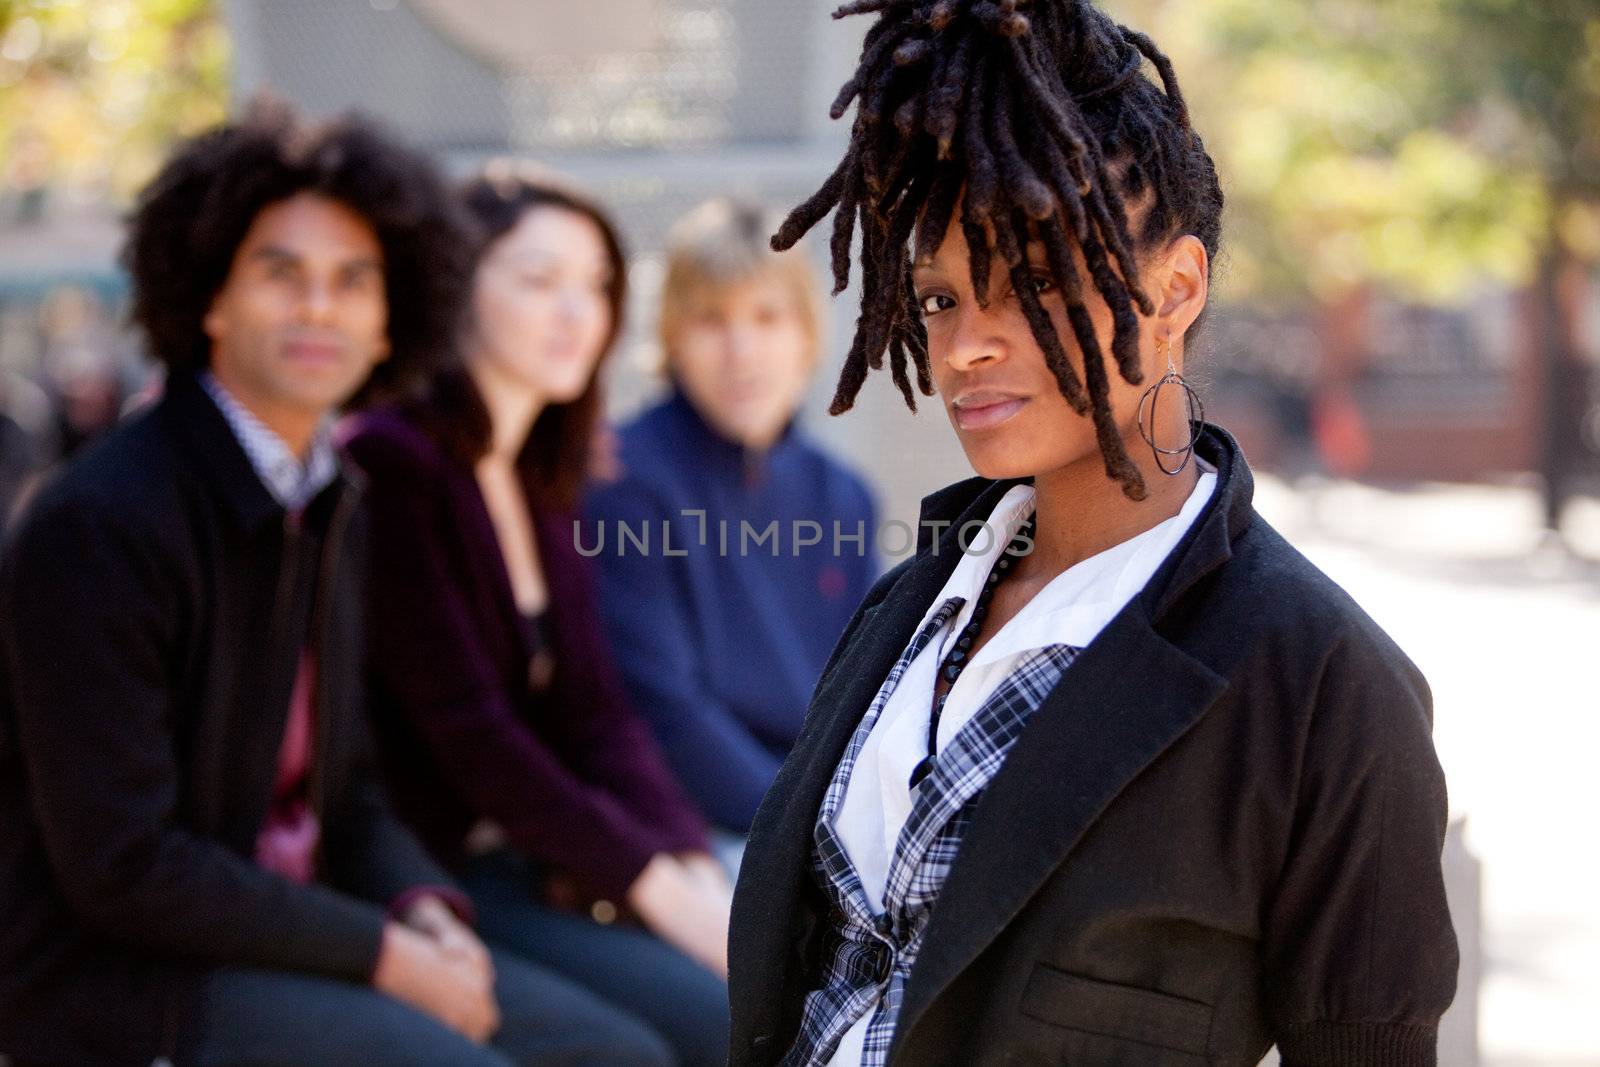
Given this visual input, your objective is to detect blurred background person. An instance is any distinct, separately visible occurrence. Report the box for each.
[0,408,36,540]
[38,285,127,458]
[585,199,879,860]
[0,106,675,1067]
[346,168,732,1067]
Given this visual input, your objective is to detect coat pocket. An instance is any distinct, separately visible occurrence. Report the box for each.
[1020,963,1212,1057]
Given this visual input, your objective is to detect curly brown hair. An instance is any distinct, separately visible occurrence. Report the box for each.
[121,98,473,402]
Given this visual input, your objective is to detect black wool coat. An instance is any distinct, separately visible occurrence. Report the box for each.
[0,374,452,1067]
[728,425,1458,1067]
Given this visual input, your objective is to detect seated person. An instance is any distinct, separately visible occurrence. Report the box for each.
[345,168,732,1067]
[0,107,670,1067]
[585,199,880,844]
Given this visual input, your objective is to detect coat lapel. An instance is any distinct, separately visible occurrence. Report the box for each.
[730,481,1017,1050]
[732,543,953,1043]
[892,599,1230,1048]
[890,425,1254,1050]
[733,427,1257,1058]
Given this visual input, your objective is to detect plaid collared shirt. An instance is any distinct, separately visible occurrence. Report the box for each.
[200,372,339,511]
[784,596,1081,1067]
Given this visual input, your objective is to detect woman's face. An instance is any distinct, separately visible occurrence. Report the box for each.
[467,205,614,405]
[913,217,1199,482]
[668,271,815,450]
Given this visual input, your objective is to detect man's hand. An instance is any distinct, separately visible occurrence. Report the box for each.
[404,894,493,984]
[373,919,500,1043]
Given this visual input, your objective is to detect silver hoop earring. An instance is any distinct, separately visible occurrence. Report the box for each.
[1137,338,1204,476]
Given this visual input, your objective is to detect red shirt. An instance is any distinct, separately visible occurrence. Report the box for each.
[254,649,320,884]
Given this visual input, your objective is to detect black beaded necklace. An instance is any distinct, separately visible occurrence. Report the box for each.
[908,510,1037,790]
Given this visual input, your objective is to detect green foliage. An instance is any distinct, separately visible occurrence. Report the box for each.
[0,0,228,204]
[1105,0,1599,304]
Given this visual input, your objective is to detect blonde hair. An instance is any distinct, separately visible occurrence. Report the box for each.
[657,198,824,373]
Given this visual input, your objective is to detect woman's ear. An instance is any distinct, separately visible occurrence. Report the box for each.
[1154,234,1209,337]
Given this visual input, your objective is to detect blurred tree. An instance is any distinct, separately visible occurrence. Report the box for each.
[1105,0,1575,306]
[1108,0,1598,521]
[0,0,228,210]
[1439,0,1600,526]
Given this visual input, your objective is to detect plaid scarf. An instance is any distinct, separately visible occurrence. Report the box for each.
[783,595,1081,1067]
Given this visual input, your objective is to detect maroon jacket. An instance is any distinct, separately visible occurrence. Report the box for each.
[345,408,707,902]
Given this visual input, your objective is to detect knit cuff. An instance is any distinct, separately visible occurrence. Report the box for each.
[1277,1022,1437,1066]
[368,886,478,984]
[388,885,477,927]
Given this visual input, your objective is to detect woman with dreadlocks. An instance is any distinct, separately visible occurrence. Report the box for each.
[727,1,1458,1064]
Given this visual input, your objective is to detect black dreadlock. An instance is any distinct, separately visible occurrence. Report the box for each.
[773,0,1225,500]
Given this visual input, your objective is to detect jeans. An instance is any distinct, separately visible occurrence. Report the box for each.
[461,852,730,1067]
[175,948,673,1067]
[708,829,747,882]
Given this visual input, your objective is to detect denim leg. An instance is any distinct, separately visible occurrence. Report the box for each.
[709,829,748,882]
[177,966,516,1067]
[464,853,731,1067]
[488,949,675,1067]
[176,953,673,1067]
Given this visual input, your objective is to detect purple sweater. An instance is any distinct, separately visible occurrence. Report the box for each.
[345,409,707,901]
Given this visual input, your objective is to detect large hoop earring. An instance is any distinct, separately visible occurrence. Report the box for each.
[1138,337,1205,476]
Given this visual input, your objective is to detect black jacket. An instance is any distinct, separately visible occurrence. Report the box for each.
[0,373,452,1067]
[729,425,1458,1067]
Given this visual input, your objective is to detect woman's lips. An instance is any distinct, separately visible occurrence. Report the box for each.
[952,394,1027,431]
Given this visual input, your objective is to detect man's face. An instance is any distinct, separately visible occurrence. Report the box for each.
[202,192,390,435]
[667,271,816,451]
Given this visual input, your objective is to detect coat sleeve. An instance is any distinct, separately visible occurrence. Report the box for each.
[0,493,387,980]
[318,702,465,913]
[319,504,465,911]
[585,477,786,833]
[1263,624,1459,1066]
[353,431,693,901]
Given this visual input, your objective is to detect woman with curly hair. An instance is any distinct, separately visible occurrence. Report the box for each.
[728,2,1458,1064]
[347,168,733,1067]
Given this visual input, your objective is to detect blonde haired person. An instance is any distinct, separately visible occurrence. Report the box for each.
[586,199,880,856]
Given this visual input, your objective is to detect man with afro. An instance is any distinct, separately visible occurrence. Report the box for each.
[0,103,672,1067]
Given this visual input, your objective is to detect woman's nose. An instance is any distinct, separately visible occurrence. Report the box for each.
[941,308,1004,371]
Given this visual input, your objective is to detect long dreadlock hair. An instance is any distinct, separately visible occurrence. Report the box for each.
[773,0,1224,500]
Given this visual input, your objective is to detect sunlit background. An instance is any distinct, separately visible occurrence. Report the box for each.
[0,2,1596,1064]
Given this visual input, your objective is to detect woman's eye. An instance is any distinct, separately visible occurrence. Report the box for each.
[1011,272,1056,300]
[918,292,955,316]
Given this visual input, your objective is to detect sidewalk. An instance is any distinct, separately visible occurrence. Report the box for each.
[1253,475,1600,1067]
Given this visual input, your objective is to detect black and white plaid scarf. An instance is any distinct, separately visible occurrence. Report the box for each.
[783,595,1081,1067]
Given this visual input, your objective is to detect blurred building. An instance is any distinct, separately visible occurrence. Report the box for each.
[218,0,975,531]
[220,0,1600,534]
[0,1,1588,534]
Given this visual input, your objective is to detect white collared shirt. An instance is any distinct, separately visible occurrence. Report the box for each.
[823,460,1218,1067]
[199,372,339,511]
